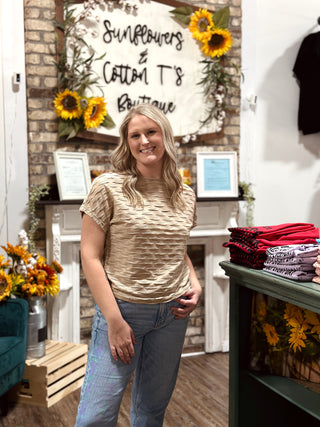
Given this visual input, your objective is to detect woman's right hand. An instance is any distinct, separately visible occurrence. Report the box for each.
[81,214,137,365]
[108,318,137,364]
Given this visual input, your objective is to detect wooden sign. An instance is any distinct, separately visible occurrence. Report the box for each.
[56,0,219,142]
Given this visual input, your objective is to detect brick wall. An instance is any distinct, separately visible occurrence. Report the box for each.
[24,0,241,189]
[24,0,241,349]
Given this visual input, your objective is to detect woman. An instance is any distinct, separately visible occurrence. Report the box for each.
[75,104,202,426]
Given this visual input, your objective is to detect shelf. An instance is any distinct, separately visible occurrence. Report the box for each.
[223,262,320,426]
[220,261,320,314]
[190,229,230,238]
[246,371,320,421]
[60,235,81,243]
[196,197,243,202]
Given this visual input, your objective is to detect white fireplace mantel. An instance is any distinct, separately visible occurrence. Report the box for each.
[189,200,237,353]
[45,200,238,352]
[45,204,82,344]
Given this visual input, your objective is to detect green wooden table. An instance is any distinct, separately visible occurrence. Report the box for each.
[220,261,320,427]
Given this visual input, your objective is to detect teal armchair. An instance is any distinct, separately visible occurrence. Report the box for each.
[0,298,28,416]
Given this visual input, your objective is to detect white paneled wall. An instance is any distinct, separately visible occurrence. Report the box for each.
[0,0,28,245]
[240,0,320,227]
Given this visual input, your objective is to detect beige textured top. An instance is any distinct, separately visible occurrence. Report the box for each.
[80,172,197,304]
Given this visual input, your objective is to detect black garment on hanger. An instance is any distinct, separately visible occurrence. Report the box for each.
[293,31,320,135]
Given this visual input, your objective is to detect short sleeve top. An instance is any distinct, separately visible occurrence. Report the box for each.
[80,172,197,304]
[293,32,320,135]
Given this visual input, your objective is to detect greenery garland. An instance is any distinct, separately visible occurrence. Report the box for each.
[27,185,50,253]
[239,181,255,227]
[54,1,115,140]
[170,6,239,134]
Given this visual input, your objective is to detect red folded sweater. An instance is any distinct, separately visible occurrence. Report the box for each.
[223,223,319,269]
[224,223,319,254]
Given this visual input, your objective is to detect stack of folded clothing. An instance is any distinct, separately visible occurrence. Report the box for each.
[263,244,319,281]
[312,248,320,284]
[223,223,319,269]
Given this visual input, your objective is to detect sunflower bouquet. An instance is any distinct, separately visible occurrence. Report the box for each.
[0,231,63,302]
[249,292,320,382]
[170,6,238,131]
[54,1,115,140]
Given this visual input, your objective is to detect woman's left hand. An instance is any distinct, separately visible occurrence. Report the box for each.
[171,288,201,319]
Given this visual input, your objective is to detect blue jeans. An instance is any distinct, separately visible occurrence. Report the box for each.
[75,298,189,427]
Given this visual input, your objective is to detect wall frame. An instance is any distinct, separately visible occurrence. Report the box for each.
[196,151,238,199]
[54,151,92,201]
[55,0,222,144]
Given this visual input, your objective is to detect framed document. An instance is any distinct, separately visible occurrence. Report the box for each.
[54,152,91,200]
[196,152,238,198]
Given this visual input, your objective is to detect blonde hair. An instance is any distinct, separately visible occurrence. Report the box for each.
[111,104,184,208]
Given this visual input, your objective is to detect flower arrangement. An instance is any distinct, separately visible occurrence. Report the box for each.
[170,6,238,136]
[54,1,115,140]
[250,292,320,381]
[0,231,62,301]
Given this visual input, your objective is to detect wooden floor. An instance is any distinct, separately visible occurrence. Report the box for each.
[0,352,229,427]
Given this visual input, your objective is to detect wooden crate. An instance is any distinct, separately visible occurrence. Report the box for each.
[10,340,88,407]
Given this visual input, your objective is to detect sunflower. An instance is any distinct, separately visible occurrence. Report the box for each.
[22,281,45,297]
[46,271,60,296]
[39,264,60,296]
[23,268,47,297]
[54,89,82,120]
[188,8,213,41]
[0,255,10,269]
[23,263,60,297]
[0,270,12,301]
[262,323,279,347]
[201,27,233,58]
[257,300,267,322]
[83,97,107,130]
[288,324,307,353]
[304,309,320,338]
[284,303,304,325]
[7,273,25,297]
[1,243,30,264]
[10,273,25,287]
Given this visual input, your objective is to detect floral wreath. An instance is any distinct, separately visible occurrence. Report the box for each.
[170,6,238,142]
[54,1,116,140]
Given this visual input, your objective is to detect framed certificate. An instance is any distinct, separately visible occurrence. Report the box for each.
[54,151,91,201]
[196,152,238,198]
